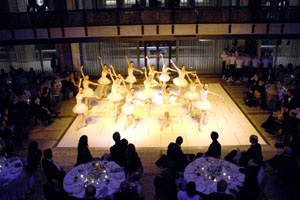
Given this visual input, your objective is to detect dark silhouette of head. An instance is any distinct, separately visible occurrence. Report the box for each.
[186,181,196,197]
[217,179,228,193]
[113,132,121,142]
[249,135,258,144]
[211,131,219,141]
[28,141,38,153]
[43,148,52,159]
[78,135,88,148]
[85,184,96,198]
[176,136,183,146]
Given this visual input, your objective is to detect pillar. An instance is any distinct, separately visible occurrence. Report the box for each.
[56,44,73,72]
[71,43,81,73]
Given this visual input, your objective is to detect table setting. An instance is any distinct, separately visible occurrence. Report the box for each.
[0,156,24,200]
[63,160,125,199]
[184,157,245,195]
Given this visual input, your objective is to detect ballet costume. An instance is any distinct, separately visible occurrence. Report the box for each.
[160,92,173,113]
[82,80,96,98]
[122,94,136,115]
[173,71,188,87]
[95,71,111,97]
[184,85,200,101]
[107,84,124,102]
[195,89,212,111]
[98,71,111,85]
[125,68,137,84]
[159,67,170,83]
[142,81,155,99]
[72,93,88,114]
[148,69,159,85]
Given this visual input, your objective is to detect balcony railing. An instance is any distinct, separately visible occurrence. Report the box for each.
[1,6,300,29]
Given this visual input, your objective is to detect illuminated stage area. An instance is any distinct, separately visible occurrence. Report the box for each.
[57,84,266,148]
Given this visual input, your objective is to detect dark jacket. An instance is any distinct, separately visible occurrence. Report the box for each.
[240,143,263,166]
[205,140,221,158]
[75,146,93,166]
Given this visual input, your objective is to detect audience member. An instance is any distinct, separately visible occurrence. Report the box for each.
[177,181,202,200]
[42,148,65,188]
[125,143,143,181]
[110,132,128,167]
[205,131,221,158]
[206,179,234,200]
[84,184,97,200]
[75,135,94,166]
[239,135,263,166]
[26,141,42,173]
[154,168,178,200]
[114,181,139,200]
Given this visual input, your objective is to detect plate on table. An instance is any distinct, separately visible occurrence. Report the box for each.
[110,181,121,189]
[9,167,20,174]
[72,185,83,194]
[64,177,74,185]
[196,184,207,193]
[185,166,196,174]
[70,169,78,176]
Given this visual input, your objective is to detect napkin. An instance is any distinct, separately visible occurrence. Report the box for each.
[112,172,124,179]
[72,185,83,194]
[98,186,108,197]
[110,181,121,189]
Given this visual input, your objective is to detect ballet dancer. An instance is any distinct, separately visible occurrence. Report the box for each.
[157,74,184,131]
[145,56,159,84]
[142,66,157,113]
[194,75,224,131]
[159,54,176,87]
[125,56,143,89]
[110,64,127,96]
[107,69,125,122]
[184,73,201,117]
[120,79,145,129]
[95,56,111,98]
[72,78,88,130]
[80,65,100,107]
[170,60,196,100]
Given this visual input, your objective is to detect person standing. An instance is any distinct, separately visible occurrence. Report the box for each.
[227,52,236,82]
[221,48,229,80]
[235,55,244,83]
[251,55,260,76]
[243,54,251,81]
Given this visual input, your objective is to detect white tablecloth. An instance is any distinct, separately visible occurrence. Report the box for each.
[184,157,245,195]
[64,160,125,199]
[0,156,24,200]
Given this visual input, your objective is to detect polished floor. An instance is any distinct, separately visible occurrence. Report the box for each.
[57,83,265,148]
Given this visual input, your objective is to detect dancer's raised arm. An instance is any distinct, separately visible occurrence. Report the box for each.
[98,56,104,69]
[143,66,148,80]
[77,78,82,89]
[156,74,165,91]
[208,90,224,101]
[108,69,115,81]
[170,60,180,72]
[194,74,203,88]
[186,73,194,84]
[125,56,130,67]
[120,74,129,93]
[80,65,85,79]
[110,65,118,77]
[145,56,151,71]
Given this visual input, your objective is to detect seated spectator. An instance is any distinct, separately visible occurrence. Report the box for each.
[239,159,261,200]
[51,78,61,106]
[268,145,298,182]
[40,87,59,116]
[110,132,128,167]
[206,179,234,200]
[84,184,97,200]
[239,135,263,166]
[174,136,190,169]
[43,180,66,200]
[155,143,178,176]
[30,97,53,125]
[177,181,202,200]
[42,148,65,188]
[205,131,221,158]
[26,141,42,174]
[114,181,139,200]
[125,143,143,181]
[154,168,177,200]
[75,135,94,166]
[266,84,279,111]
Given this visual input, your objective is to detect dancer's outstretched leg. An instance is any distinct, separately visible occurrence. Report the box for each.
[132,115,136,128]
[99,85,104,98]
[114,102,119,123]
[176,87,182,103]
[129,83,133,89]
[198,111,205,132]
[203,111,208,125]
[161,113,167,131]
[103,86,108,98]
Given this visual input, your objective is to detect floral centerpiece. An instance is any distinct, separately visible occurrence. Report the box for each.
[79,162,110,186]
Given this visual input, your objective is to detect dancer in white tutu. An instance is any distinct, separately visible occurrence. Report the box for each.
[157,74,184,131]
[72,78,88,130]
[121,79,145,130]
[194,76,224,131]
[107,70,125,122]
[159,54,176,87]
[80,65,100,107]
[95,56,111,98]
[142,67,158,113]
[184,73,201,117]
[145,56,159,85]
[170,60,196,99]
[125,56,143,89]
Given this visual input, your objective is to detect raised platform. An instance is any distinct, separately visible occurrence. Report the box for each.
[57,83,265,148]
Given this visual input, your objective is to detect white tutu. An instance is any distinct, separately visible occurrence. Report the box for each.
[98,77,111,85]
[72,103,88,114]
[195,100,212,110]
[118,87,127,96]
[159,103,174,113]
[159,74,170,82]
[125,75,136,83]
[107,92,124,102]
[173,77,188,87]
[142,88,155,99]
[184,91,200,101]
[83,88,95,98]
[122,103,135,115]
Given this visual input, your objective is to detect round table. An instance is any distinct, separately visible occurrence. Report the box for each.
[0,156,24,200]
[184,157,245,195]
[64,160,125,199]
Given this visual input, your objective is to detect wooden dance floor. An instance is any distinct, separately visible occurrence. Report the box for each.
[57,84,266,148]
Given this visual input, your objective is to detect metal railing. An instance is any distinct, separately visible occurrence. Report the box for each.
[0,6,300,29]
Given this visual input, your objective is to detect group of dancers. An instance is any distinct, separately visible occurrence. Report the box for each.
[72,55,224,131]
